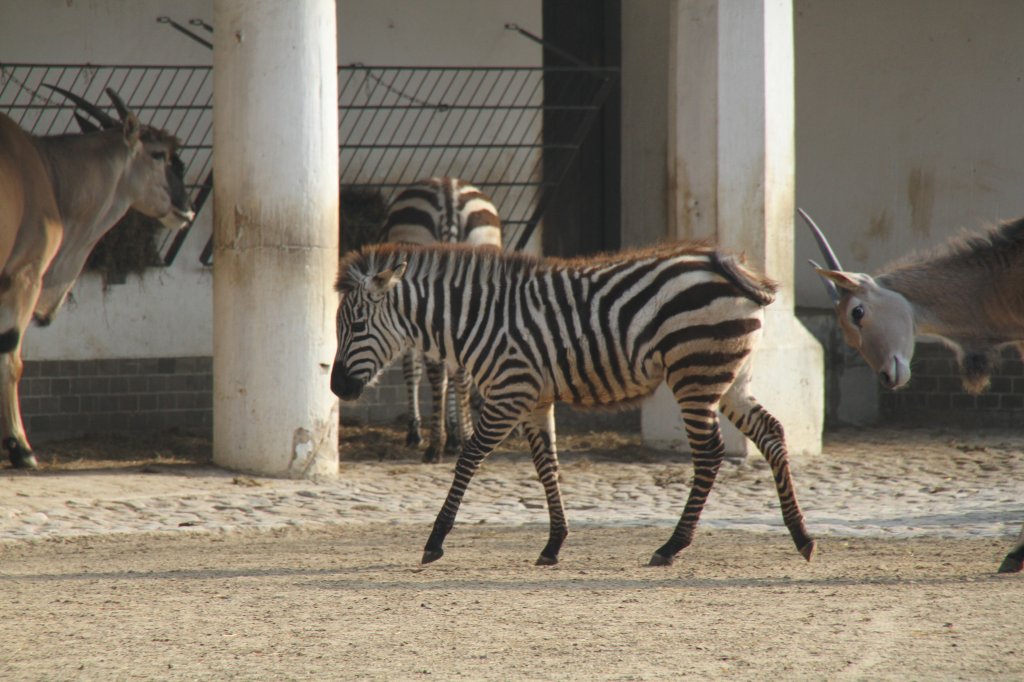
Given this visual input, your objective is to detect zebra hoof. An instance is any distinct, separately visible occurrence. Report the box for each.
[5,439,37,470]
[422,447,441,464]
[405,431,422,449]
[421,548,444,564]
[647,552,674,567]
[997,556,1023,574]
[799,539,816,562]
[535,554,559,566]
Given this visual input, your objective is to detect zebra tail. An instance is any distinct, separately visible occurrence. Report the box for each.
[712,253,777,307]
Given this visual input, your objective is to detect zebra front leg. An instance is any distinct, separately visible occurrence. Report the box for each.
[403,350,423,449]
[720,386,815,561]
[998,522,1024,573]
[650,406,726,566]
[523,403,568,565]
[422,399,528,564]
[422,359,449,463]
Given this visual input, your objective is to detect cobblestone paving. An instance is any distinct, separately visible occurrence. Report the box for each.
[1,429,1021,544]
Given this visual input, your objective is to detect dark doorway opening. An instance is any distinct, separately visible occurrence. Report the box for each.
[542,0,622,257]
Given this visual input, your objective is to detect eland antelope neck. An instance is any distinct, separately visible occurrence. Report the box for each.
[802,209,1024,574]
[0,88,194,469]
[380,177,501,463]
[332,242,814,568]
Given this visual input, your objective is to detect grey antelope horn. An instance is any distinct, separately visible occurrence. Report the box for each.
[798,208,843,306]
[104,87,132,121]
[43,84,120,129]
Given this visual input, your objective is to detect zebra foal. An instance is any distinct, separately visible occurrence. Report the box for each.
[331,243,815,567]
[381,177,501,463]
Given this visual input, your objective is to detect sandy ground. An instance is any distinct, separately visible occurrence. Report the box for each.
[2,526,1022,681]
[0,425,1022,681]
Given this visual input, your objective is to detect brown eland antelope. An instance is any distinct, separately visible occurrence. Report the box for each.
[801,208,1024,573]
[0,88,193,469]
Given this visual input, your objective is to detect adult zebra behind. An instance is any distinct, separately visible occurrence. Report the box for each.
[331,242,815,567]
[381,177,501,463]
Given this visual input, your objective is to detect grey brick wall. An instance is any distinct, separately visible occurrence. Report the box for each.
[21,356,213,442]
[879,344,1024,428]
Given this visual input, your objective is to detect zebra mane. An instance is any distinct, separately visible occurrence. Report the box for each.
[337,241,775,301]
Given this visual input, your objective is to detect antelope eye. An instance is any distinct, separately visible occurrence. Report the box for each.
[151,151,167,161]
[851,304,866,326]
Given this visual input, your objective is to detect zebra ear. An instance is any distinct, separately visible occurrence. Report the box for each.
[369,261,407,295]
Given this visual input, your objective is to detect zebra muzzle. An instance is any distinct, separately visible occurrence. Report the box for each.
[330,365,365,400]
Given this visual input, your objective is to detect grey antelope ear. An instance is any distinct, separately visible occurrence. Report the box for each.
[798,208,845,306]
[815,268,874,293]
[122,113,142,145]
[369,261,407,295]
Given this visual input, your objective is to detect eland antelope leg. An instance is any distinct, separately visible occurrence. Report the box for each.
[0,259,58,469]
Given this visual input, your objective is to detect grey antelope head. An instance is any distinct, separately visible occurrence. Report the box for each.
[29,86,195,322]
[331,251,409,400]
[800,209,915,389]
[49,85,194,231]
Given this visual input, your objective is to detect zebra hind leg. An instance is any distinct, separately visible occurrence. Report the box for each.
[720,386,815,561]
[422,359,448,463]
[443,368,460,454]
[523,404,568,565]
[402,351,423,449]
[649,406,726,566]
[448,368,474,454]
[997,522,1024,573]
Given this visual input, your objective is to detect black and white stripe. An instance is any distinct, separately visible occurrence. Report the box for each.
[381,177,501,463]
[332,242,814,567]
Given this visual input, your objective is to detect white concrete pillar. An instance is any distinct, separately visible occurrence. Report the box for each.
[643,0,823,456]
[212,0,339,477]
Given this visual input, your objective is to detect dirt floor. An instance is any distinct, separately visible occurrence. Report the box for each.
[1,424,1022,680]
[1,525,1021,681]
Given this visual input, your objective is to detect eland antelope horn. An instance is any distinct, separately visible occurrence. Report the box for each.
[798,208,844,306]
[43,84,119,129]
[105,88,131,121]
[73,112,100,134]
[807,258,841,305]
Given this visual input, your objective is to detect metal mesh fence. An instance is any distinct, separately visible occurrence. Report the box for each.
[1,60,614,263]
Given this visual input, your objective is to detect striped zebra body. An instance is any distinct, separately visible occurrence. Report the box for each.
[381,177,501,463]
[332,243,814,567]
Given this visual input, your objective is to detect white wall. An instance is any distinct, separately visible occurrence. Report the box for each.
[339,1,540,66]
[794,0,1024,308]
[0,0,541,362]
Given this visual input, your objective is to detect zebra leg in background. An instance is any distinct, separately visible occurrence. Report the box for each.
[422,398,530,564]
[649,405,726,566]
[449,368,474,453]
[422,359,449,464]
[522,403,568,566]
[402,351,423,449]
[998,522,1024,573]
[719,385,815,561]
